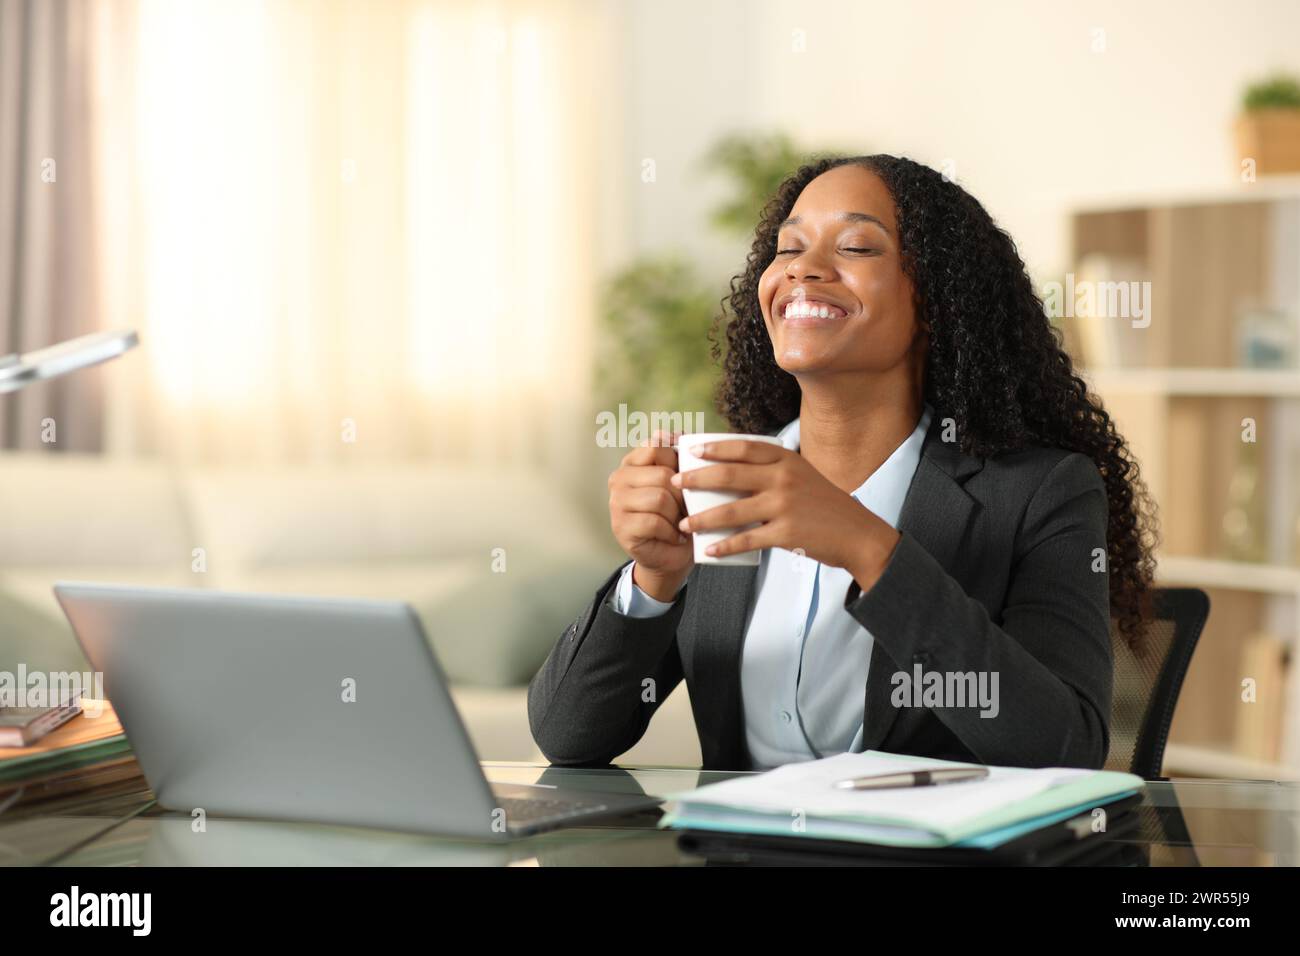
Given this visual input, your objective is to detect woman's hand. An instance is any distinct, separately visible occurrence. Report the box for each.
[608,429,694,601]
[670,439,900,590]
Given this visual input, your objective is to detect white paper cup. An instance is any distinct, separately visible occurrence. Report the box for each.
[676,432,785,566]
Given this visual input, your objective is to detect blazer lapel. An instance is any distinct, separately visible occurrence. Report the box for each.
[858,415,984,752]
[688,561,759,768]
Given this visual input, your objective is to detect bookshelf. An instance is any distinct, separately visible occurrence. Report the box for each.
[1065,184,1300,780]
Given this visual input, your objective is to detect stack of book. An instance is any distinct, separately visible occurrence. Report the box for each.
[0,700,145,816]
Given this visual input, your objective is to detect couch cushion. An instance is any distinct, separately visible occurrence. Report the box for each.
[448,686,542,762]
[0,453,194,566]
[0,567,204,674]
[205,559,484,606]
[183,465,605,568]
[415,549,623,687]
[0,584,94,674]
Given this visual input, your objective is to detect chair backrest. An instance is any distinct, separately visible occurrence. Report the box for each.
[1104,587,1210,779]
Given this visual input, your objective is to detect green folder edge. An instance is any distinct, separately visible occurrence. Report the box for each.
[951,789,1137,848]
[659,750,1146,848]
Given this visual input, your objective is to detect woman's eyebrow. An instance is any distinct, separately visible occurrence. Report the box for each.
[779,211,892,236]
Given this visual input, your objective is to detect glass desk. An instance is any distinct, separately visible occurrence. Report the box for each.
[3,763,1298,866]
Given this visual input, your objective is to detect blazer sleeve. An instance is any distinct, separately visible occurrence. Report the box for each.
[844,452,1113,769]
[527,559,692,766]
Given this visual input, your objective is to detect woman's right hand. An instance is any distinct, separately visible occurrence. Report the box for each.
[608,429,694,602]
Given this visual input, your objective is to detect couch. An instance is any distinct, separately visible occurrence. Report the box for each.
[0,452,702,767]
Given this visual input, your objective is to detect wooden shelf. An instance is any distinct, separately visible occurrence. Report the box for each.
[1069,174,1300,214]
[1163,743,1300,781]
[1157,555,1300,595]
[1073,189,1300,777]
[1081,367,1300,397]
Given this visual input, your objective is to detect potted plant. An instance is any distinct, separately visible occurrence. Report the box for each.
[1235,73,1300,176]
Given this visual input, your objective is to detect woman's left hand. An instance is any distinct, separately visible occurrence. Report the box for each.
[670,439,900,588]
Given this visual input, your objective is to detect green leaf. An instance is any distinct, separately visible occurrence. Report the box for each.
[1243,73,1300,112]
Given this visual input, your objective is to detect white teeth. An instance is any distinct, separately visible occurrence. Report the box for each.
[783,301,843,319]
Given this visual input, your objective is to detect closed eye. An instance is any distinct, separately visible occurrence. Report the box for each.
[776,248,877,255]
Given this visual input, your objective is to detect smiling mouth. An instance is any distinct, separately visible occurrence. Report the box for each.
[781,299,849,322]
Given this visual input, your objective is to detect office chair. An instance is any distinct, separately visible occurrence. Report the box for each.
[1104,587,1210,780]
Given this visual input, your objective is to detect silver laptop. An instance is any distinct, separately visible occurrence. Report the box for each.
[53,582,661,838]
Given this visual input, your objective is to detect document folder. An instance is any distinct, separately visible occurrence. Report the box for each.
[660,751,1146,851]
[676,792,1145,866]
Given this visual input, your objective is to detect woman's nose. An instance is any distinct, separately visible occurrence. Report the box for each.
[784,246,831,280]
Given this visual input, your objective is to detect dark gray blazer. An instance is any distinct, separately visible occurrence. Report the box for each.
[528,414,1113,771]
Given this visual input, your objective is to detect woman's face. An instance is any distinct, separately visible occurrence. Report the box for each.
[757,164,926,380]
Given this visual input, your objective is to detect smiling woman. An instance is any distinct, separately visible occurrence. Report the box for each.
[530,153,1161,774]
[716,155,1158,649]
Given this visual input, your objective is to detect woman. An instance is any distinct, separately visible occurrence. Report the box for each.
[529,153,1158,772]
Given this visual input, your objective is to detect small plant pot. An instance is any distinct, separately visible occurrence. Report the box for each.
[1235,108,1300,175]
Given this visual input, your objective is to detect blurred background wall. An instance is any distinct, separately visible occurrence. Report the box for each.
[2,0,1300,782]
[620,0,1300,278]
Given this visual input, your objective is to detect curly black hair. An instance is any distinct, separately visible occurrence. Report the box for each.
[708,153,1159,648]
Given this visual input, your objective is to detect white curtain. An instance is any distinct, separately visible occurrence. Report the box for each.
[86,0,613,484]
